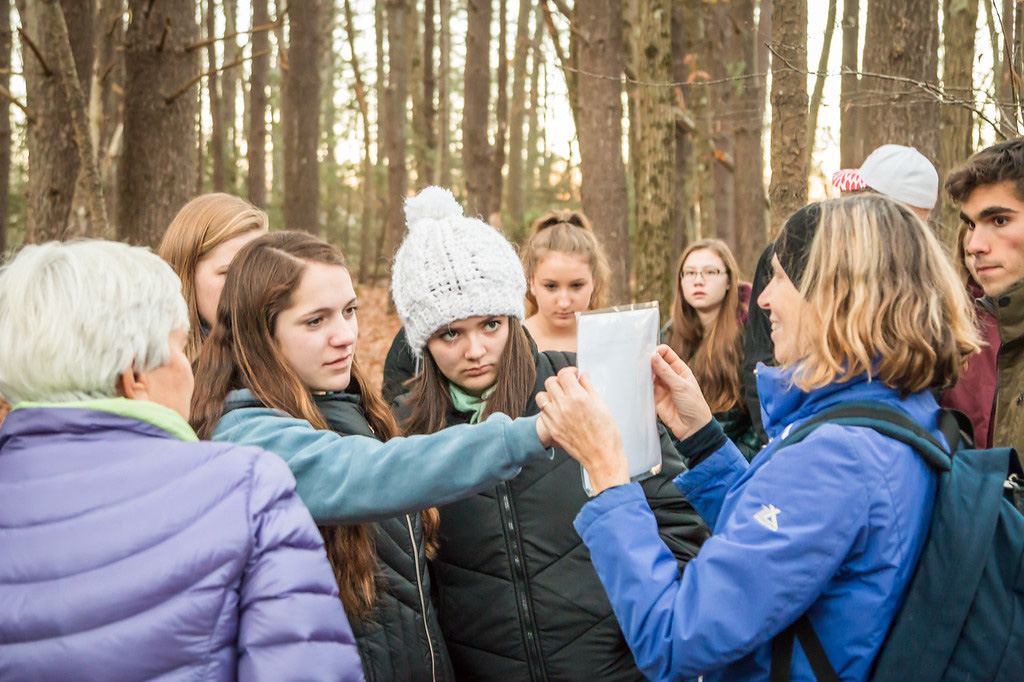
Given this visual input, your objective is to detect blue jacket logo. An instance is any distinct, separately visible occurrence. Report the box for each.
[754,504,781,531]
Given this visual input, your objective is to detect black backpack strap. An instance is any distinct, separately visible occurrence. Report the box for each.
[770,615,841,682]
[782,400,954,472]
[769,400,961,680]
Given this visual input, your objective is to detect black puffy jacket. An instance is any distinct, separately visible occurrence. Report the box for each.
[413,351,709,681]
[313,392,455,682]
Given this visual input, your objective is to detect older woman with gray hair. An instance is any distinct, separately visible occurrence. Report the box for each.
[0,240,363,681]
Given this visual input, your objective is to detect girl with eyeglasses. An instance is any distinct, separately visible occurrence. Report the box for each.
[663,239,760,458]
[521,209,611,353]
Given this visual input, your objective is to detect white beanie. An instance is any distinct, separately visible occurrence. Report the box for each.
[391,186,526,356]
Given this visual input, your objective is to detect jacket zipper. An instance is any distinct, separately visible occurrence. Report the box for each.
[406,514,437,682]
[498,481,547,680]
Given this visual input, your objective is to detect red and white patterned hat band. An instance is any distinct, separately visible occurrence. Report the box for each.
[831,168,867,192]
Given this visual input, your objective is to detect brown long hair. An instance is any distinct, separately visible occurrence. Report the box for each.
[157,193,268,363]
[667,239,746,413]
[521,209,611,316]
[403,318,537,435]
[190,230,437,621]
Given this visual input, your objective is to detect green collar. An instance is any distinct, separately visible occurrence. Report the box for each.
[989,279,1024,346]
[448,384,496,424]
[13,397,198,442]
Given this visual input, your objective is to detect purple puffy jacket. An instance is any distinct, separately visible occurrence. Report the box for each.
[0,404,364,682]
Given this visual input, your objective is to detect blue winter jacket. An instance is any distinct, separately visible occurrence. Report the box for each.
[574,366,940,681]
[0,399,363,682]
[212,389,551,524]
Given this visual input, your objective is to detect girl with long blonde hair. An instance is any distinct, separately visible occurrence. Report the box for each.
[157,193,268,363]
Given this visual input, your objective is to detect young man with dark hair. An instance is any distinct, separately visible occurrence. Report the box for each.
[946,137,1024,453]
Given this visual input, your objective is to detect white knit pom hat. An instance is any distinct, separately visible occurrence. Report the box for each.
[391,186,526,356]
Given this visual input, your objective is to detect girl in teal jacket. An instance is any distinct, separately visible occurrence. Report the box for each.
[189,231,606,680]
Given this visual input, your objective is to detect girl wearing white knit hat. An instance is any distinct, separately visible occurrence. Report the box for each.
[394,186,708,681]
[189,230,611,682]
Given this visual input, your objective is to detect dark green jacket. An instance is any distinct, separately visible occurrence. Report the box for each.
[991,280,1024,455]
[403,350,708,681]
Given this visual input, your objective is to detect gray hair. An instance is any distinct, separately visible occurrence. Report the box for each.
[0,240,189,404]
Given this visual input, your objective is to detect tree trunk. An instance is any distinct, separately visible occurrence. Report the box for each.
[437,0,451,186]
[706,0,734,248]
[768,0,808,236]
[118,0,196,246]
[223,0,240,190]
[807,0,837,154]
[406,0,424,188]
[0,0,9,252]
[282,0,321,233]
[205,0,226,191]
[247,0,269,207]
[574,0,630,303]
[384,0,409,281]
[19,0,94,242]
[633,0,675,315]
[373,0,387,283]
[730,0,767,277]
[506,0,532,235]
[861,0,940,161]
[671,0,696,255]
[415,0,436,187]
[463,0,491,218]
[939,0,979,237]
[680,0,714,240]
[96,0,125,232]
[489,0,509,222]
[524,1,543,210]
[41,0,108,236]
[840,0,860,167]
[344,0,374,283]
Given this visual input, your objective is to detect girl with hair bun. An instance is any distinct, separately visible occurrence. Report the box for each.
[157,193,268,363]
[394,187,706,681]
[189,229,610,681]
[521,208,611,352]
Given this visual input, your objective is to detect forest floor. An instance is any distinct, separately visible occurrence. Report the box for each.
[355,284,403,393]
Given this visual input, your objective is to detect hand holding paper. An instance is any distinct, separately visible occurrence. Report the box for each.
[536,368,629,495]
[651,344,714,441]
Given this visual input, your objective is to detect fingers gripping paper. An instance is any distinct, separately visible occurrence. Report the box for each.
[576,302,663,496]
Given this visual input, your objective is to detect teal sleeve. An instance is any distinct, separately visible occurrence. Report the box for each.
[213,408,548,524]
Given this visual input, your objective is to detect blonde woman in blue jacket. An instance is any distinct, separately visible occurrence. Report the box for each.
[537,196,981,681]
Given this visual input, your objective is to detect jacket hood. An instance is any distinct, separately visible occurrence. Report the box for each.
[755,363,940,442]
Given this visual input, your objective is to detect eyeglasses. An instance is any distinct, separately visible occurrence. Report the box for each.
[681,268,727,281]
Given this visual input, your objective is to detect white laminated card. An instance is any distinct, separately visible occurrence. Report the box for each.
[576,302,662,496]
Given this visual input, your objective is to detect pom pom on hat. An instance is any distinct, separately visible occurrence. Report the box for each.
[392,186,526,357]
[404,186,463,227]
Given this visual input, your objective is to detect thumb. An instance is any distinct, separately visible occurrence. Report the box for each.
[651,350,680,384]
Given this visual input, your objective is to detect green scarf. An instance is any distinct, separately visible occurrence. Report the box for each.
[13,397,198,442]
[448,384,496,424]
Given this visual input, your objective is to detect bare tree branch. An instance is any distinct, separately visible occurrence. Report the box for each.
[17,26,52,75]
[41,0,109,235]
[164,47,272,104]
[185,19,282,52]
